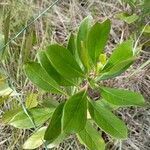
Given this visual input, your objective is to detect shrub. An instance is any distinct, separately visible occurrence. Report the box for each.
[2,16,145,150]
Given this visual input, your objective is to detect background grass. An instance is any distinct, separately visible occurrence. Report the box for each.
[0,0,149,149]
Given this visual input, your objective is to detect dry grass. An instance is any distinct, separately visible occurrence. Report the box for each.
[0,0,149,149]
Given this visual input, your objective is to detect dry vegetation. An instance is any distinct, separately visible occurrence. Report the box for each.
[0,0,149,150]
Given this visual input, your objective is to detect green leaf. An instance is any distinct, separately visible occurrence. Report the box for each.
[87,19,111,64]
[23,127,66,149]
[44,102,65,142]
[97,58,134,80]
[77,121,105,150]
[2,107,22,124]
[116,13,139,24]
[23,126,47,149]
[38,51,74,86]
[47,133,66,149]
[100,87,145,106]
[9,107,54,129]
[67,33,84,71]
[103,40,133,72]
[62,90,87,133]
[25,93,38,109]
[24,62,65,94]
[45,44,84,79]
[77,16,92,70]
[80,41,90,70]
[96,99,119,111]
[88,100,128,139]
[67,33,76,56]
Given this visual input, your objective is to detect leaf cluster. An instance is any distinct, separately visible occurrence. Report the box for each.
[2,16,145,150]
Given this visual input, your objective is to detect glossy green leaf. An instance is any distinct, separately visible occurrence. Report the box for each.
[24,62,65,94]
[77,121,105,150]
[45,44,84,79]
[62,90,87,133]
[97,58,134,80]
[77,16,92,70]
[103,40,133,72]
[88,101,128,139]
[23,126,46,149]
[25,93,38,109]
[44,102,65,142]
[38,51,74,86]
[100,87,145,106]
[9,107,54,129]
[87,19,111,64]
